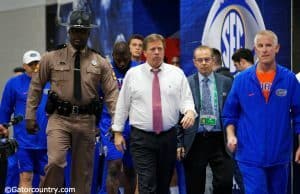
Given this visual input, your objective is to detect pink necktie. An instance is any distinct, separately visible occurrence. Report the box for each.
[152,69,163,134]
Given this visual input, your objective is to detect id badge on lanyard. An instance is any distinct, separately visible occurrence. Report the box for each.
[200,114,217,126]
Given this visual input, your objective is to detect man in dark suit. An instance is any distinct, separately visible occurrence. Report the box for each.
[178,45,233,194]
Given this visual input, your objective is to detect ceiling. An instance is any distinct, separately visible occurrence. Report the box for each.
[0,0,73,12]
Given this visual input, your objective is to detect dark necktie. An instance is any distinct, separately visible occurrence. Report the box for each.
[201,77,214,131]
[152,69,163,134]
[202,77,213,115]
[74,51,81,100]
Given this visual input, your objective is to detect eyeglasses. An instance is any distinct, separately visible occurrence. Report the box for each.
[194,57,212,63]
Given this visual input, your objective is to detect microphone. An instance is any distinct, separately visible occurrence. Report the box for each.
[3,115,24,128]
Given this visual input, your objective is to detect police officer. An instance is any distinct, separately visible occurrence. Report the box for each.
[25,10,119,194]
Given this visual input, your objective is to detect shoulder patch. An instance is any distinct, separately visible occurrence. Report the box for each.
[112,71,117,80]
[56,44,67,50]
[48,44,67,51]
[48,44,67,52]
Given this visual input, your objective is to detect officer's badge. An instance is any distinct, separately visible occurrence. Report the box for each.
[91,60,97,66]
[77,19,82,25]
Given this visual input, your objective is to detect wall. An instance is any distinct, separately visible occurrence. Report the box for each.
[0,6,46,100]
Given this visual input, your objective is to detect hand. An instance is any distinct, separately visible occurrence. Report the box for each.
[227,134,237,153]
[0,124,9,137]
[295,146,300,164]
[177,147,185,161]
[180,110,195,129]
[26,119,39,134]
[114,131,126,153]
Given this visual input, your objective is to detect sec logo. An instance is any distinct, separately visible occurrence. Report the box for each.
[202,0,265,74]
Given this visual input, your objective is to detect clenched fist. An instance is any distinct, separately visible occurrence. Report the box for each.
[26,119,39,134]
[0,124,9,137]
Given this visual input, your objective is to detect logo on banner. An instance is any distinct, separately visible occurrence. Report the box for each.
[202,0,265,73]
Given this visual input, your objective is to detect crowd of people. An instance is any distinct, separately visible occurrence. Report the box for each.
[0,9,300,194]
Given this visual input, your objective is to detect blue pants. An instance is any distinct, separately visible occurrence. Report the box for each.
[238,161,289,194]
[175,161,186,194]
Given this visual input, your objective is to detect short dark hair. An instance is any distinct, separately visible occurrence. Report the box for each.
[13,67,25,73]
[128,34,144,45]
[232,48,254,64]
[211,48,223,66]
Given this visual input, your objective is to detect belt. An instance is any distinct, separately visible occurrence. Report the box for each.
[69,105,89,114]
[131,126,175,135]
[56,101,92,116]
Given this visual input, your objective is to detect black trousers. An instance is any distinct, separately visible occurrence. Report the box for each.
[183,132,234,194]
[130,127,177,194]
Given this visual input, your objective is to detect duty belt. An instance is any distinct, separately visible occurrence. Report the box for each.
[56,100,92,116]
[46,90,103,118]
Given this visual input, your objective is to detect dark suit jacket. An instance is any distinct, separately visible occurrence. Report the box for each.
[183,72,233,156]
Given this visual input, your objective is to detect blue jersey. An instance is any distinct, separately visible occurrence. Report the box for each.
[0,73,49,149]
[99,61,138,138]
[223,64,300,166]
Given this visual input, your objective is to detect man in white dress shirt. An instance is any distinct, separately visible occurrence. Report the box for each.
[112,33,196,194]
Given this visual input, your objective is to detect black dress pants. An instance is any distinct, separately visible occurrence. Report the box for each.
[130,127,177,194]
[183,132,234,194]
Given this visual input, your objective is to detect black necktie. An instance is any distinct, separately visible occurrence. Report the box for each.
[74,51,81,100]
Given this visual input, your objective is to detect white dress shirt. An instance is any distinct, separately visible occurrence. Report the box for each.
[112,62,195,132]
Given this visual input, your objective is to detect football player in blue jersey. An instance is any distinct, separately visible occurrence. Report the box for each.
[99,41,138,194]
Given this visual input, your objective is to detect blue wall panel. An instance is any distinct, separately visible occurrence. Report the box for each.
[180,0,291,76]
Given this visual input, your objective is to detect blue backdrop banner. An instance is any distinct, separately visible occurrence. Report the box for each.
[180,0,291,76]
